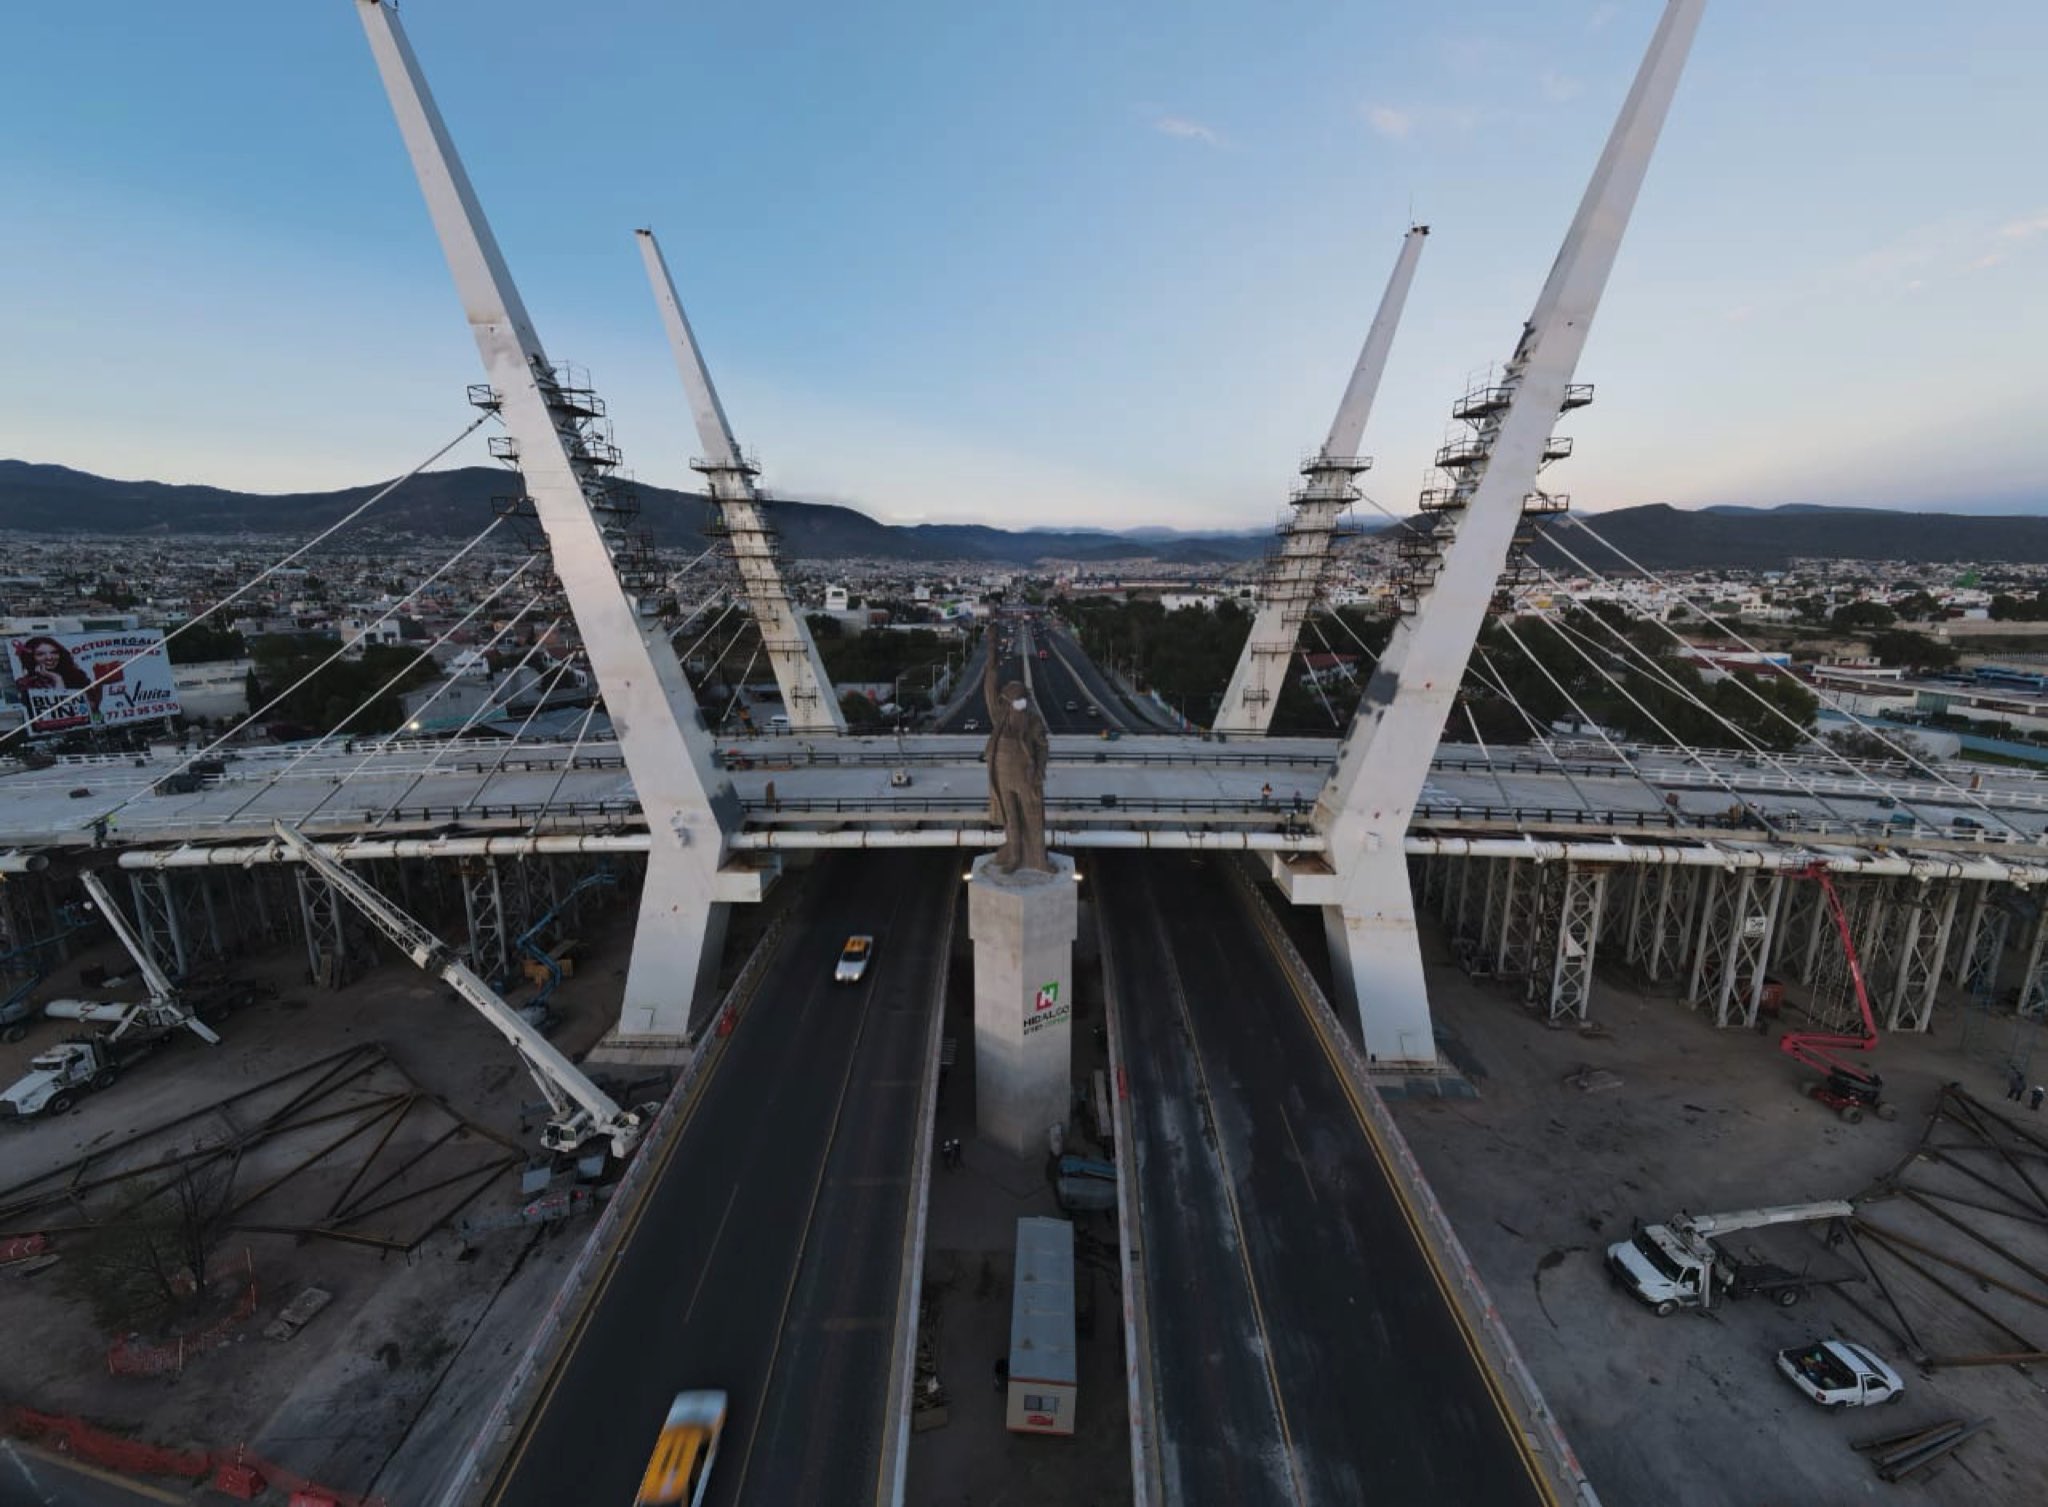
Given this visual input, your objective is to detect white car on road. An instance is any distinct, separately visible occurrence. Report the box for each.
[835,935,874,984]
[1775,1339,1904,1407]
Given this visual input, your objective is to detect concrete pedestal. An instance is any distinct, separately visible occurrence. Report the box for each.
[969,851,1078,1159]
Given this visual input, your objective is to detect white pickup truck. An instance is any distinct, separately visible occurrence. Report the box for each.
[1775,1340,1904,1408]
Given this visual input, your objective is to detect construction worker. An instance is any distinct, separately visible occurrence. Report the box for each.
[2032,1084,2046,1113]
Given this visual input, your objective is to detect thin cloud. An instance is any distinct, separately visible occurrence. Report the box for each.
[1588,2,1622,31]
[1152,115,1222,147]
[1998,210,2048,242]
[1540,71,1583,104]
[1365,105,1413,140]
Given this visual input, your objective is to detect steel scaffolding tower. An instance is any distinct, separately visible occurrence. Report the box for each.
[636,229,846,733]
[1214,227,1429,735]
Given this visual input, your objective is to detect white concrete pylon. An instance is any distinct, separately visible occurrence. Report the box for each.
[357,0,754,1044]
[635,229,846,734]
[1287,0,1709,1068]
[1213,226,1430,735]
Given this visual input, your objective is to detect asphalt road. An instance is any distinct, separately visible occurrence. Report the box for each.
[0,1442,183,1507]
[1104,853,1552,1506]
[485,852,953,1507]
[932,618,1133,737]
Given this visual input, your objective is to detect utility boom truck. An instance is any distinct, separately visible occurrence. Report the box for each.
[271,823,647,1158]
[1,871,224,1120]
[1607,1201,1856,1315]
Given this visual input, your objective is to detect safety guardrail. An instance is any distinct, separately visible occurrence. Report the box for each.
[1097,869,1163,1507]
[877,878,957,1504]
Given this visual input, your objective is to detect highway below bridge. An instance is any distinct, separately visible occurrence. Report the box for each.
[1103,852,1553,1505]
[482,851,952,1507]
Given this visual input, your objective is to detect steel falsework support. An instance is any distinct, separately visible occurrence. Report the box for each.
[1214,226,1429,735]
[636,228,845,733]
[1888,880,1959,1033]
[359,1,761,1045]
[1687,867,1783,1028]
[1539,862,1607,1023]
[128,869,190,982]
[1276,0,1707,1068]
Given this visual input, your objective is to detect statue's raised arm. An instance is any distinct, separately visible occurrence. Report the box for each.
[982,624,1001,722]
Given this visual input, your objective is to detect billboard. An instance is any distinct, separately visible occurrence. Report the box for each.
[9,630,182,733]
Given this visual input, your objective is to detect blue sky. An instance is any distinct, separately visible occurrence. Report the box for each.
[0,1,2042,531]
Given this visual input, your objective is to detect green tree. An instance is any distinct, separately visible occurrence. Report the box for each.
[1830,601,1896,632]
[1869,629,1957,671]
[166,622,247,664]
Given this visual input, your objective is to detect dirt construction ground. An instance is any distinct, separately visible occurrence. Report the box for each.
[1388,923,2048,1507]
[0,897,663,1505]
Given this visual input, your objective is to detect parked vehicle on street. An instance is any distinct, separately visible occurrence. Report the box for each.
[1775,1340,1904,1408]
[1607,1201,1856,1314]
[0,1033,167,1120]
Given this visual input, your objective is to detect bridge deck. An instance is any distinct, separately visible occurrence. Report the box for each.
[1105,852,1553,1505]
[8,733,2046,858]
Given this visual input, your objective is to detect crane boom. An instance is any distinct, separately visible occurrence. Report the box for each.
[272,823,643,1157]
[1680,1201,1854,1240]
[1777,865,1881,1086]
[77,870,220,1045]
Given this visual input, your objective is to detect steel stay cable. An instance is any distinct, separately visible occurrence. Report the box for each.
[1535,525,1942,813]
[1493,613,1695,820]
[1534,600,1866,830]
[1,411,493,750]
[1303,620,1348,727]
[719,643,764,731]
[88,518,508,832]
[1517,605,1785,832]
[287,586,548,828]
[444,656,586,820]
[219,553,541,822]
[366,614,567,825]
[676,601,739,663]
[1312,590,1605,815]
[529,699,603,833]
[1558,512,2029,838]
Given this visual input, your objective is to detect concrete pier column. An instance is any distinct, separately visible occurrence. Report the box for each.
[969,852,1078,1159]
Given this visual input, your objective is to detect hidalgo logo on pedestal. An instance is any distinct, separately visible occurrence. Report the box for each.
[1023,979,1069,1036]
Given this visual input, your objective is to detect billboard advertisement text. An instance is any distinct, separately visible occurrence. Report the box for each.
[9,630,183,733]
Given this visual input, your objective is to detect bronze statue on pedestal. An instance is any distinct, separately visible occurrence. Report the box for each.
[981,628,1051,875]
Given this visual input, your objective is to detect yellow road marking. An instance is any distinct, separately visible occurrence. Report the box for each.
[1244,883,1562,1507]
[483,951,760,1504]
[1,1439,187,1505]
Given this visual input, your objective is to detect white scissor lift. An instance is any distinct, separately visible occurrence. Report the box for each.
[272,823,647,1158]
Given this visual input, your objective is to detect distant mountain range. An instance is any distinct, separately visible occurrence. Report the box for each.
[0,461,1269,565]
[3,461,2045,571]
[1527,502,2048,572]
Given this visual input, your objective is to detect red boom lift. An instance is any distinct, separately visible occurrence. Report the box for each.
[1777,864,1897,1124]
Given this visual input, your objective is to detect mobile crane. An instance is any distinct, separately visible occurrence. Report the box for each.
[1777,864,1897,1124]
[271,823,646,1158]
